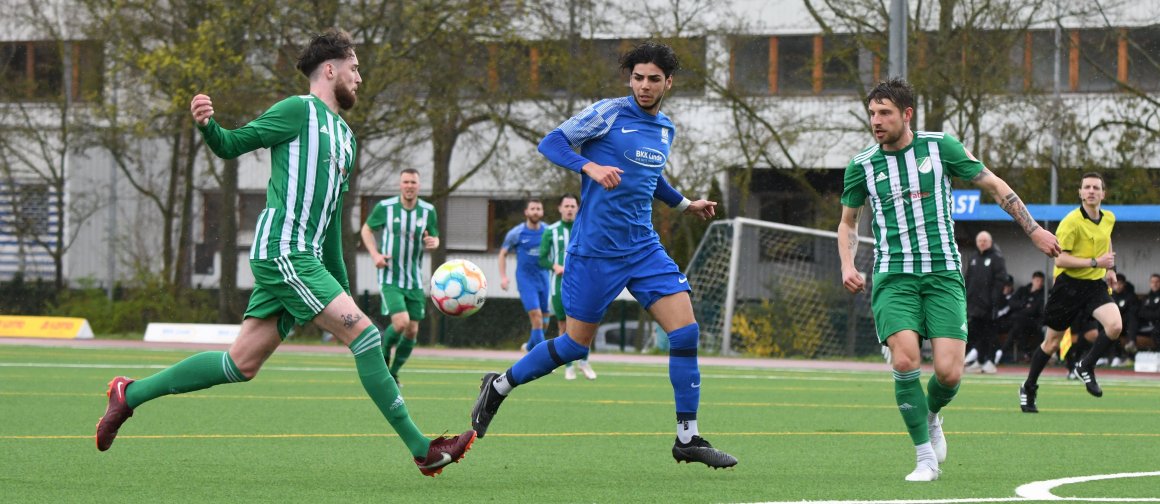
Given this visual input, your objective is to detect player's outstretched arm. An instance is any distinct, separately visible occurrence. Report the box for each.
[191,94,303,160]
[837,205,865,294]
[360,223,387,268]
[971,168,1060,257]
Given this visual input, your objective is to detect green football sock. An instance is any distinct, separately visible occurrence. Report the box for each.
[349,325,429,459]
[124,351,246,409]
[382,325,402,367]
[893,368,930,445]
[926,374,959,414]
[389,337,416,377]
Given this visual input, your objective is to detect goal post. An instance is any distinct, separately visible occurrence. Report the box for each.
[685,217,879,358]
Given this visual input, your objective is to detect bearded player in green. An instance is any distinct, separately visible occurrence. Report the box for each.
[360,168,438,384]
[837,78,1059,482]
[94,29,475,477]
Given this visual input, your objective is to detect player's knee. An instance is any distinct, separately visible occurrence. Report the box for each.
[529,311,543,327]
[668,323,699,352]
[1105,320,1123,339]
[391,320,409,334]
[935,366,961,388]
[890,353,920,372]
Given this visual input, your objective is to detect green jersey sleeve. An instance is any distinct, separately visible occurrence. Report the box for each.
[937,134,985,180]
[365,202,386,230]
[197,97,305,159]
[426,206,439,238]
[538,226,554,270]
[840,159,869,208]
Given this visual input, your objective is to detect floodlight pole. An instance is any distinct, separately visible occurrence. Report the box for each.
[889,0,908,79]
[1046,0,1063,293]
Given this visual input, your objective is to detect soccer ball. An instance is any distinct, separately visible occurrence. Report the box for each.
[430,259,488,317]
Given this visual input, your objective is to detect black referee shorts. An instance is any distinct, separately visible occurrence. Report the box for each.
[1043,274,1114,331]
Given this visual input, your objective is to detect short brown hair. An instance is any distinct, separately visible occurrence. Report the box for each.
[1080,172,1105,189]
[296,28,355,78]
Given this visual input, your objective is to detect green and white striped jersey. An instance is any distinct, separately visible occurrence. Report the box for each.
[364,196,438,289]
[841,131,984,274]
[538,220,572,294]
[199,94,356,262]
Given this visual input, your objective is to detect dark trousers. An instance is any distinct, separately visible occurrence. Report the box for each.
[968,316,997,364]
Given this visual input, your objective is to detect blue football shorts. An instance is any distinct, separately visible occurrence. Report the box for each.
[516,269,550,313]
[562,244,690,324]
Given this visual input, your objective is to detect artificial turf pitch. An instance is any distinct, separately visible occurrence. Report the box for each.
[1,343,1157,503]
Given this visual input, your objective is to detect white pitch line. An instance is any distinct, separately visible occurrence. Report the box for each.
[1015,471,1160,501]
[743,471,1160,504]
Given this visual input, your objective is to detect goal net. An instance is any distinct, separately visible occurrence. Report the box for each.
[685,217,879,358]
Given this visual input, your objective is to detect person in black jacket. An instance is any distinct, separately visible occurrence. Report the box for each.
[1138,273,1160,351]
[1000,271,1046,363]
[1110,273,1138,366]
[965,231,1007,373]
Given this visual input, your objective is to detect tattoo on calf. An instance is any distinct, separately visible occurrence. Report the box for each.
[341,313,361,329]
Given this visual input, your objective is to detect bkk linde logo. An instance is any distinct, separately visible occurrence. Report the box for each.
[623,147,667,168]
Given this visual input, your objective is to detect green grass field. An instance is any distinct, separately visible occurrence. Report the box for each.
[2,343,1158,503]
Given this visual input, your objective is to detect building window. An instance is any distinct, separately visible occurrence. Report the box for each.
[1128,26,1160,91]
[489,199,528,251]
[1077,29,1119,92]
[0,180,58,281]
[730,36,771,95]
[0,40,103,102]
[777,35,815,95]
[822,35,860,95]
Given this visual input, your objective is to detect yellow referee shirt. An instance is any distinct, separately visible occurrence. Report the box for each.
[1053,207,1115,281]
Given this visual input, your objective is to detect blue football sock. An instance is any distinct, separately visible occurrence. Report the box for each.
[667,323,701,422]
[526,328,545,350]
[510,334,589,386]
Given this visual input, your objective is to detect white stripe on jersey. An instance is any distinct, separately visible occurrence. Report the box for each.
[309,112,338,256]
[295,101,320,254]
[559,99,622,148]
[902,149,931,273]
[852,144,879,164]
[927,141,959,270]
[861,160,891,273]
[280,132,301,257]
[253,208,272,260]
[401,210,414,289]
[884,156,914,273]
[384,205,395,285]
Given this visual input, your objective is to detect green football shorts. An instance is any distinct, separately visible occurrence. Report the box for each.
[548,286,565,321]
[381,284,426,320]
[870,270,968,344]
[244,252,345,339]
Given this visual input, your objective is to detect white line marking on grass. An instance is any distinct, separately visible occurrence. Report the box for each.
[743,471,1160,504]
[1015,471,1160,501]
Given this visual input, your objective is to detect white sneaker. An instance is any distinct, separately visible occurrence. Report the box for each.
[994,349,1004,364]
[905,462,941,482]
[1111,357,1125,367]
[519,343,528,353]
[1096,357,1109,367]
[964,348,978,365]
[577,361,597,380]
[981,361,997,374]
[928,414,946,463]
[564,365,576,380]
[965,361,982,373]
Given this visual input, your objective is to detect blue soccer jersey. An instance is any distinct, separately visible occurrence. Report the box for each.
[502,222,548,279]
[542,96,676,258]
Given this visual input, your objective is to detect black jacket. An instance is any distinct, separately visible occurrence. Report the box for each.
[1112,281,1139,338]
[1008,282,1045,322]
[965,247,1007,319]
[1140,289,1160,328]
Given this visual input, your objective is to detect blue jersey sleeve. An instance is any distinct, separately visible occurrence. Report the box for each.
[538,130,588,173]
[501,225,522,252]
[653,174,684,207]
[556,99,621,149]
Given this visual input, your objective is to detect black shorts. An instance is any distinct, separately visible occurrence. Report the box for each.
[1042,274,1114,331]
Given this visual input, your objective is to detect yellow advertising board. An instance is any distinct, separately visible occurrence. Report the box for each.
[0,316,94,339]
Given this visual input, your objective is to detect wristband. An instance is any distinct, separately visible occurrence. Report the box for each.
[676,197,692,213]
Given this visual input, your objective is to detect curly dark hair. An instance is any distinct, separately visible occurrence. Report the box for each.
[296,28,355,78]
[865,77,915,113]
[620,41,680,78]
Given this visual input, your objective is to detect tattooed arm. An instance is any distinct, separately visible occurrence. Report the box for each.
[837,205,866,293]
[971,168,1061,257]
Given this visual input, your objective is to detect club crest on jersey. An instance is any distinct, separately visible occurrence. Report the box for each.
[916,156,932,174]
[624,147,667,168]
[661,128,669,145]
